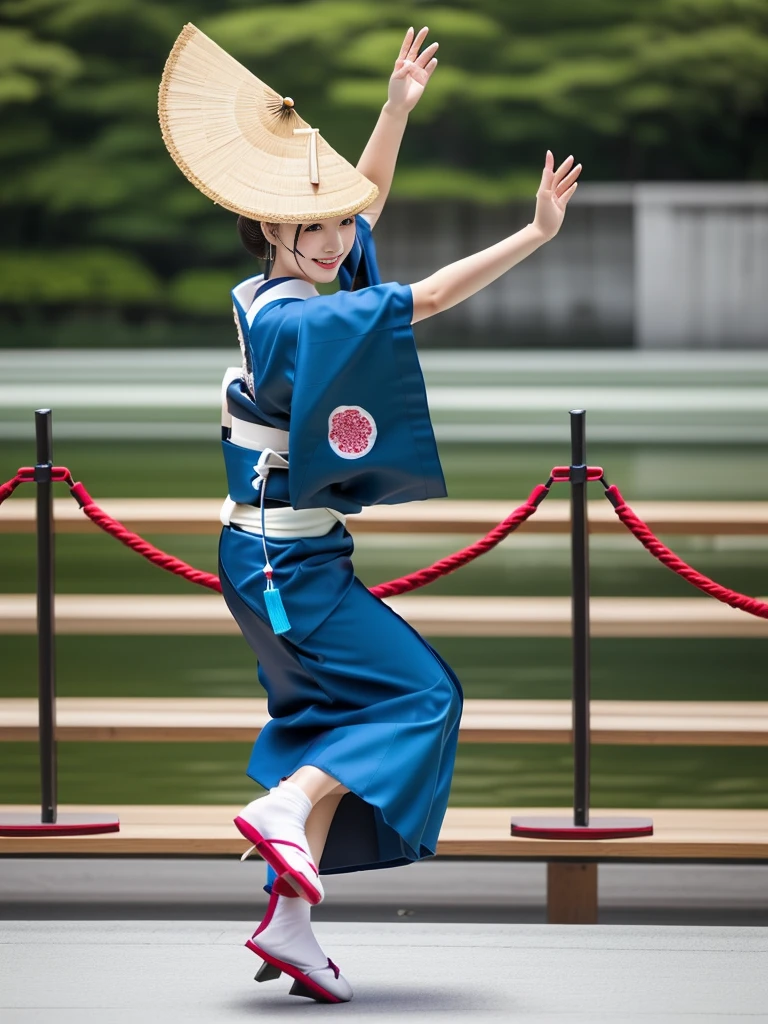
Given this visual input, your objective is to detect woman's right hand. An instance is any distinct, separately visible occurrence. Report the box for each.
[532,151,582,241]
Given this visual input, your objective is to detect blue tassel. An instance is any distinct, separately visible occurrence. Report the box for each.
[264,583,291,635]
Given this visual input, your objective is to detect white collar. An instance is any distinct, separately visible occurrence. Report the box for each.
[242,277,318,327]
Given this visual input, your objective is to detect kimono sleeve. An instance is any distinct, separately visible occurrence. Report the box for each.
[288,283,446,512]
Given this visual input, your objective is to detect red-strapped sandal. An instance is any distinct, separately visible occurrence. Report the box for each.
[235,816,324,905]
[247,889,352,1003]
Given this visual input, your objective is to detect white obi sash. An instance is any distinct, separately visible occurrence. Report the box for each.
[219,366,346,538]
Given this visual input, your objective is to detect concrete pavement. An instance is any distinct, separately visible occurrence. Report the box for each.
[1,920,766,1023]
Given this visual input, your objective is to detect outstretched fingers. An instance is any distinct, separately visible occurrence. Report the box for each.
[556,162,582,196]
[415,57,438,85]
[415,40,439,68]
[540,152,582,195]
[406,26,430,62]
[397,27,415,63]
[556,181,579,208]
[393,50,439,85]
[394,26,437,79]
[539,150,555,191]
[551,154,575,189]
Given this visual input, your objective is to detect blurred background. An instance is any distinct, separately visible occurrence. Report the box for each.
[1,0,767,816]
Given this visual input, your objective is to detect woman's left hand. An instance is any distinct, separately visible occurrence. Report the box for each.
[387,26,438,115]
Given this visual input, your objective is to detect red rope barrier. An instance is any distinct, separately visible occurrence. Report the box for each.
[0,467,73,506]
[7,462,767,618]
[0,471,26,506]
[0,468,551,598]
[606,484,768,620]
[70,482,224,593]
[72,481,551,598]
[369,484,550,598]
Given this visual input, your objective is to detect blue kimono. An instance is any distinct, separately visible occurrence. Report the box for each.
[219,215,463,875]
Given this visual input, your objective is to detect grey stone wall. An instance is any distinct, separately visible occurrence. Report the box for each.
[374,184,768,350]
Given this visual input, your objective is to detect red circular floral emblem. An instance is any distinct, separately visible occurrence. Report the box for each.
[328,405,377,460]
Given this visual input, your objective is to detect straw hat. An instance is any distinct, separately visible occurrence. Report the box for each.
[158,23,378,223]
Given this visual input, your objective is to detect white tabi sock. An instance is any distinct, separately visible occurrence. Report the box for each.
[239,782,313,854]
[274,781,312,821]
[253,893,328,973]
[259,782,312,842]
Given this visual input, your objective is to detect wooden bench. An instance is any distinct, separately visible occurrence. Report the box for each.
[3,498,768,535]
[2,593,767,637]
[2,805,765,923]
[3,499,765,924]
[3,697,768,745]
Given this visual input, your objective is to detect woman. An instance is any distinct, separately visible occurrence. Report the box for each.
[160,23,581,1004]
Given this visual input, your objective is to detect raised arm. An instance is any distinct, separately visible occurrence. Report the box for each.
[356,27,438,229]
[411,152,582,323]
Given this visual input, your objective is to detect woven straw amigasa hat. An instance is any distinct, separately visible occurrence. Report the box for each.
[158,23,378,223]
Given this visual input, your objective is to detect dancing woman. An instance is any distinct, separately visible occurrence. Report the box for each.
[159,23,581,1004]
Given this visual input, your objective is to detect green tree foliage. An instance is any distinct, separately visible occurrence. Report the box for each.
[0,0,766,334]
[0,248,160,303]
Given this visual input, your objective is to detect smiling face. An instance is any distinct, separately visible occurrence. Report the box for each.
[262,215,358,284]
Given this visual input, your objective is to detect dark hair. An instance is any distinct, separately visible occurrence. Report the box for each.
[237,216,270,259]
[237,217,305,280]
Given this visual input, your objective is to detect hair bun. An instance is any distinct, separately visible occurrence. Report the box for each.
[237,216,269,259]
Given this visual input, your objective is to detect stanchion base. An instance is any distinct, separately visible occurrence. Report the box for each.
[0,812,120,837]
[511,815,653,840]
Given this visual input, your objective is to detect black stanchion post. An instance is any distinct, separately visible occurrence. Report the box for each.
[35,408,57,824]
[510,408,653,844]
[570,409,590,828]
[0,411,119,837]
